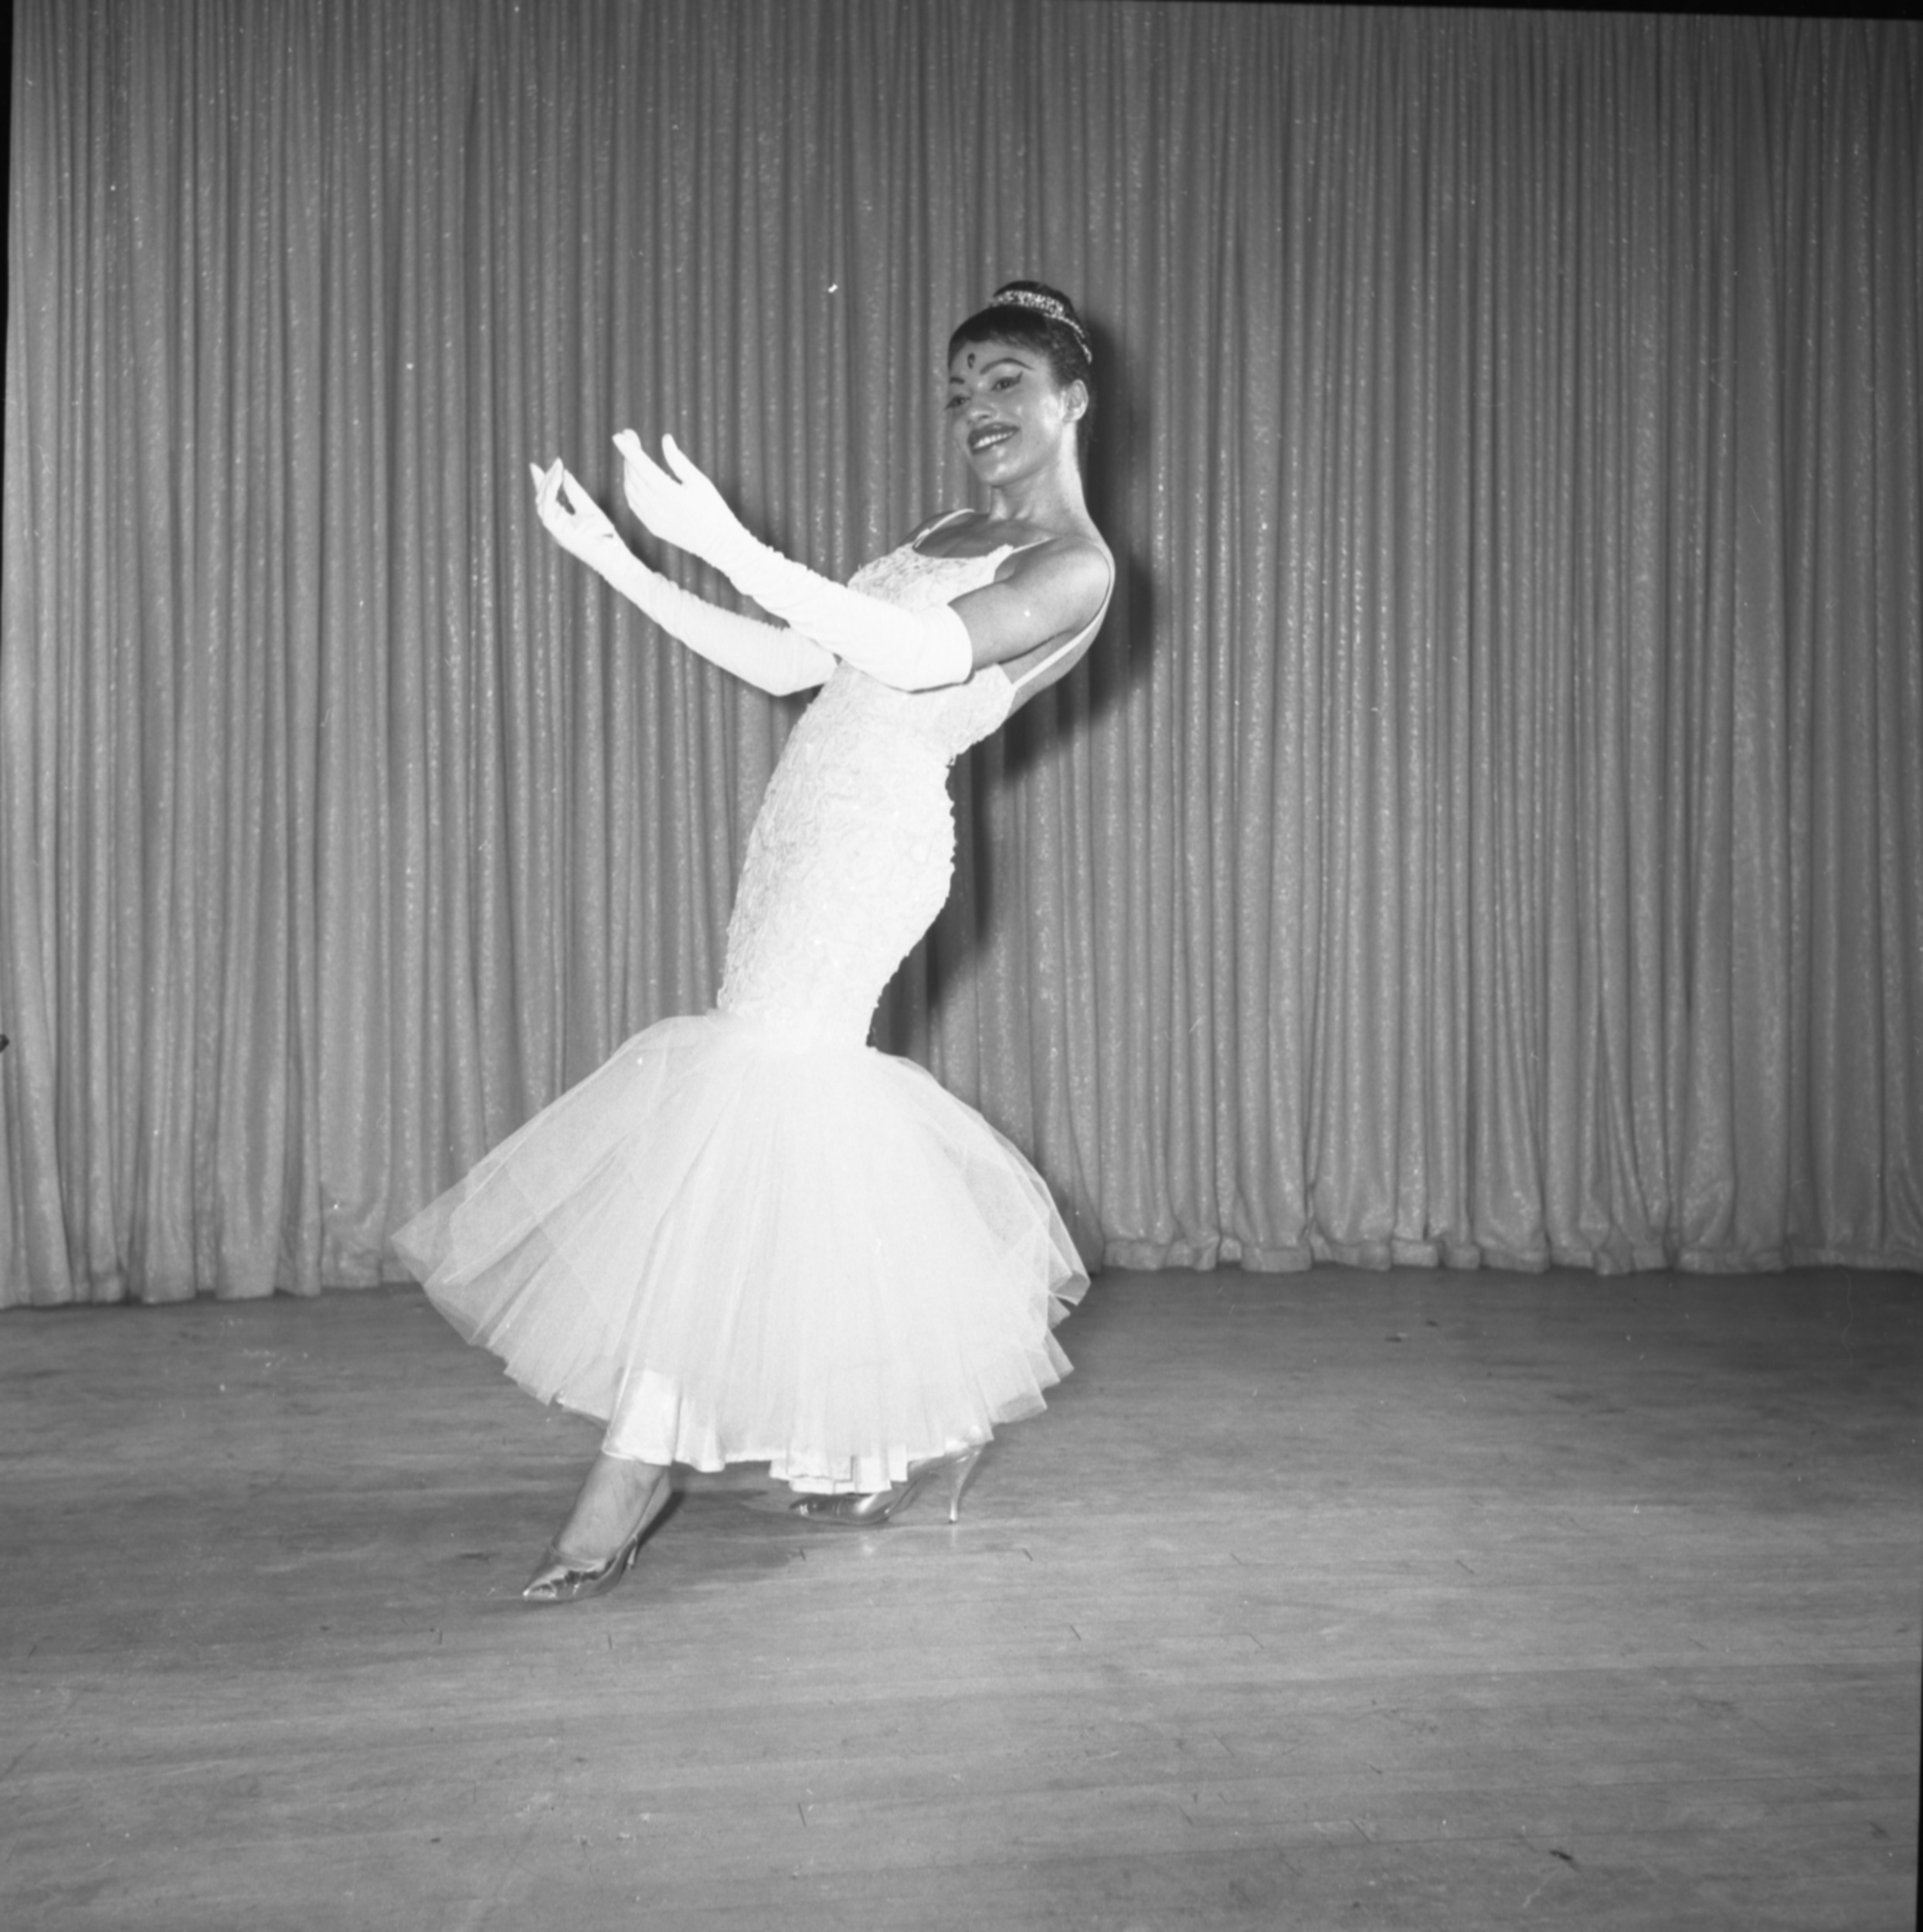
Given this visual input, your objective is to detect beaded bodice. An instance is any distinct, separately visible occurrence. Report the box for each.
[715,542,1016,1046]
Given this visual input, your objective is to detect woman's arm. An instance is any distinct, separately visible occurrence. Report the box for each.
[532,461,833,698]
[616,435,1113,696]
[617,436,975,691]
[947,537,1113,678]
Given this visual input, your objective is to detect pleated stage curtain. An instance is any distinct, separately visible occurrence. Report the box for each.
[4,1,1920,1304]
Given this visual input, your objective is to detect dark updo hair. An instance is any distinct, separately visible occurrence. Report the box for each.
[948,279,1096,457]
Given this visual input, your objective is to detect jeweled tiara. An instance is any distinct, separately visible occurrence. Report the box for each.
[990,287,1091,358]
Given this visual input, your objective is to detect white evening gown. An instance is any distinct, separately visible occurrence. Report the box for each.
[393,539,1091,1493]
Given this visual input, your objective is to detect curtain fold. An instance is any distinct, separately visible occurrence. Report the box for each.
[5,0,1920,1304]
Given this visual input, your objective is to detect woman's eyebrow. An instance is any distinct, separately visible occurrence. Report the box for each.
[948,356,1031,385]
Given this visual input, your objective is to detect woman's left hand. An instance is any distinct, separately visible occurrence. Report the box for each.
[614,431,755,569]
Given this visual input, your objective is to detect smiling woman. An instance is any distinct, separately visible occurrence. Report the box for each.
[923,281,1113,698]
[393,283,1115,1602]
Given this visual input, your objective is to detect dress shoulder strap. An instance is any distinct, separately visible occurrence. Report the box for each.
[909,508,976,552]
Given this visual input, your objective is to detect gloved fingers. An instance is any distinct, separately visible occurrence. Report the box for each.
[614,429,675,490]
[616,430,746,556]
[533,458,617,553]
[659,433,717,495]
[660,437,740,526]
[616,434,683,530]
[531,457,565,532]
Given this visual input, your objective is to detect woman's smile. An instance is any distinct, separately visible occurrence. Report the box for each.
[967,420,1020,455]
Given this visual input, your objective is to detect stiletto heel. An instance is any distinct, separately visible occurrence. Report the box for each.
[522,1475,674,1604]
[939,1444,984,1522]
[790,1444,987,1527]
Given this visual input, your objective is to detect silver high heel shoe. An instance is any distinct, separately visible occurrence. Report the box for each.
[790,1444,986,1526]
[522,1475,674,1604]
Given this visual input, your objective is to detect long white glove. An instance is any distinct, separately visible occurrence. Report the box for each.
[614,433,977,692]
[530,461,833,697]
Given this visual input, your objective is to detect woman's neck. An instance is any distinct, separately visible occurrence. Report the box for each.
[984,451,1091,536]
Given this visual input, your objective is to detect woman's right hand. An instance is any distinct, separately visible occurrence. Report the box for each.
[529,458,626,571]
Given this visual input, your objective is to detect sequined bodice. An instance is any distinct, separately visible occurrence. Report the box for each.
[715,541,1017,1046]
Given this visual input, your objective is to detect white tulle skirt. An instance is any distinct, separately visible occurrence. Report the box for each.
[392,1009,1086,1493]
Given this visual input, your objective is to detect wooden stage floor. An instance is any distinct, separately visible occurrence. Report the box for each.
[3,1267,1918,1931]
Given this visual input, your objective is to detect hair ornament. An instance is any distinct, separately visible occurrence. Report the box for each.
[991,285,1091,358]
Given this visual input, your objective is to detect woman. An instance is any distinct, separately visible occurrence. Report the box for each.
[395,282,1113,1603]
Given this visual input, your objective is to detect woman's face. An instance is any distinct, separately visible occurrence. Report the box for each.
[946,338,1084,483]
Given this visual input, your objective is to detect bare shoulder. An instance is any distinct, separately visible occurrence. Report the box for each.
[995,529,1110,589]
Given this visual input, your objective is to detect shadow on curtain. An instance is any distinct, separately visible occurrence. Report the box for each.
[4,1,1920,1303]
